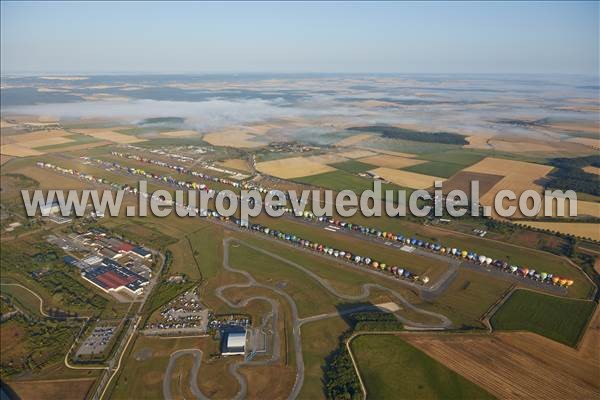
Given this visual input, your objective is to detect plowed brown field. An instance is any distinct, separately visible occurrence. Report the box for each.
[402,329,599,400]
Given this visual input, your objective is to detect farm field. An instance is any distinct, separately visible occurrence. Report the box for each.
[257,156,335,178]
[519,221,600,241]
[203,127,269,148]
[369,167,444,189]
[441,171,504,196]
[403,160,466,178]
[71,128,146,144]
[462,157,554,211]
[490,289,596,347]
[295,169,412,202]
[329,159,377,174]
[423,270,513,329]
[299,316,351,400]
[159,129,198,138]
[335,133,373,146]
[583,165,600,175]
[217,158,252,172]
[357,154,425,169]
[351,334,493,400]
[2,70,600,400]
[402,331,600,400]
[6,378,97,400]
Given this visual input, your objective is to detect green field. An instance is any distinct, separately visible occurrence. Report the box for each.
[403,160,465,178]
[34,133,100,151]
[417,149,488,166]
[330,160,377,174]
[251,214,451,283]
[490,289,596,347]
[185,224,224,280]
[424,270,513,329]
[228,241,342,317]
[299,317,352,400]
[295,169,413,202]
[351,334,494,400]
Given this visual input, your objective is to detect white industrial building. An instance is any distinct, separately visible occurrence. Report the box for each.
[221,331,247,356]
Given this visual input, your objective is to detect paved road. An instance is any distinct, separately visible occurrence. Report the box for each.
[163,349,208,400]
[216,237,452,400]
[0,283,89,320]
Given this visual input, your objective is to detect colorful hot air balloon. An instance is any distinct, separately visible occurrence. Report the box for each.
[552,276,560,284]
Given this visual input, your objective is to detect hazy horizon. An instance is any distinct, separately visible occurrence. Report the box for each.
[2,1,598,76]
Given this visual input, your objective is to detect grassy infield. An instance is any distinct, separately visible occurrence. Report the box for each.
[1,141,597,398]
[491,289,596,347]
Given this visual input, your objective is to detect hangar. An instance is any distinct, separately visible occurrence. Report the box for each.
[221,331,247,356]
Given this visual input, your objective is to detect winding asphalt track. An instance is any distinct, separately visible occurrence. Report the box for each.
[163,349,207,400]
[214,237,452,400]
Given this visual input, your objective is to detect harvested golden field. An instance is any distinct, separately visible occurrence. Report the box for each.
[518,221,600,241]
[566,137,600,149]
[463,157,553,208]
[0,144,43,157]
[464,134,493,150]
[1,129,70,145]
[335,133,373,146]
[465,134,563,153]
[1,127,85,157]
[358,154,425,169]
[402,332,600,400]
[306,154,349,164]
[369,167,444,189]
[579,306,599,361]
[257,156,335,179]
[540,198,600,218]
[72,128,145,144]
[337,149,377,159]
[8,378,96,400]
[218,158,251,172]
[15,136,73,148]
[488,138,559,153]
[583,166,600,175]
[203,129,267,148]
[160,130,199,138]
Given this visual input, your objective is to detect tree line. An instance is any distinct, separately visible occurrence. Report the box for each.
[348,125,468,145]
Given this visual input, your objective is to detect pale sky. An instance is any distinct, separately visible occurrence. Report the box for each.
[1,1,598,75]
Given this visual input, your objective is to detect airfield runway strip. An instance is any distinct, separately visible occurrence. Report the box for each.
[215,237,451,400]
[39,161,571,300]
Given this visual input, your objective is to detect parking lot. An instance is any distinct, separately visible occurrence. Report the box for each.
[75,324,117,357]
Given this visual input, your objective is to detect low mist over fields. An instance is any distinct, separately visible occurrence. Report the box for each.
[2,74,599,138]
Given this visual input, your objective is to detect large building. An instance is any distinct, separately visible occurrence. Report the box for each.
[221,331,247,356]
[82,258,149,296]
